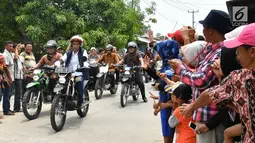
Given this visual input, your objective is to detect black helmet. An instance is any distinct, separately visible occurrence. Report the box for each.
[105,44,113,51]
[46,40,58,49]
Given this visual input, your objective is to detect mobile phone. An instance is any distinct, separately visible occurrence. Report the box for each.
[189,121,196,130]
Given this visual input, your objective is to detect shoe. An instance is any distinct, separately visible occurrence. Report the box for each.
[4,112,15,115]
[142,97,148,103]
[9,110,15,113]
[14,110,22,113]
[151,83,155,86]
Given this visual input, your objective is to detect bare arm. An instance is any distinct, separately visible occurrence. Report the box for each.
[139,57,144,67]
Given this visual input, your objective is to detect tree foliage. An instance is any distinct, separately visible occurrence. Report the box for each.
[0,0,156,53]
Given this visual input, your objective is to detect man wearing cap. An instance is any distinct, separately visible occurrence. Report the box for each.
[169,10,233,143]
[57,47,64,55]
[182,23,255,143]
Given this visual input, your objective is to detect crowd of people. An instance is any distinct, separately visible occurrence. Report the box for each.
[0,6,254,143]
[145,9,255,143]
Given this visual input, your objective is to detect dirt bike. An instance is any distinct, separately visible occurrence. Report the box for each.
[50,66,91,132]
[22,65,56,120]
[94,64,118,99]
[119,64,141,107]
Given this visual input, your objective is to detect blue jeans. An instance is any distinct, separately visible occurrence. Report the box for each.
[0,88,4,102]
[3,82,11,113]
[75,76,84,105]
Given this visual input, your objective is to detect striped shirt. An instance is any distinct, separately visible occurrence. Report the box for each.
[176,42,223,122]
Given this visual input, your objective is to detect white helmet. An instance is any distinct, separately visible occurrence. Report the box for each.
[90,47,96,51]
[70,35,84,46]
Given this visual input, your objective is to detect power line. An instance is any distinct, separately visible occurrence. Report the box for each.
[161,0,188,12]
[142,0,178,24]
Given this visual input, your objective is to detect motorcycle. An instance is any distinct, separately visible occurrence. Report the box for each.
[119,64,141,107]
[94,64,118,99]
[50,66,91,132]
[22,65,56,120]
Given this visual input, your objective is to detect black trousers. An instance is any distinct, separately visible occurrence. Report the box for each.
[14,79,23,111]
[134,71,145,97]
[89,67,99,88]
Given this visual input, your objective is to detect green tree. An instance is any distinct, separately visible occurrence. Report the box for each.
[0,0,156,54]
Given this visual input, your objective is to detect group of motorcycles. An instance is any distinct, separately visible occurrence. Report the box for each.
[21,57,154,132]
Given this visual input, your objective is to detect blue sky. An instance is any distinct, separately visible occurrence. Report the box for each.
[140,0,228,36]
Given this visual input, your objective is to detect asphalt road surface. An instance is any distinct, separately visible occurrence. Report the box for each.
[0,82,163,143]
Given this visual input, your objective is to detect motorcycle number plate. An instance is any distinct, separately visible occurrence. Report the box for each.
[100,67,108,73]
[55,67,68,73]
[33,69,41,74]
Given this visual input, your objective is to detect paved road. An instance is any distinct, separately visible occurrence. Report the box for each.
[0,83,163,143]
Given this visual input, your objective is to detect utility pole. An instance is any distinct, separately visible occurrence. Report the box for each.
[188,10,199,28]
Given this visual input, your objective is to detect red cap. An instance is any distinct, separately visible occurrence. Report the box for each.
[168,30,184,43]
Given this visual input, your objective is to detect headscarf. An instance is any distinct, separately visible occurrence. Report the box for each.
[221,26,244,77]
[155,39,180,67]
[181,41,207,67]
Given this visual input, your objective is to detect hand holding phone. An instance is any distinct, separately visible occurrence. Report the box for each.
[189,121,197,130]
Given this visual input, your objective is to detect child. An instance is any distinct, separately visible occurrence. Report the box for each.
[165,82,196,143]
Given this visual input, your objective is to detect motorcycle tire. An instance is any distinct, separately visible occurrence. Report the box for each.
[132,95,138,101]
[77,90,90,117]
[110,84,118,94]
[22,88,42,120]
[95,78,103,100]
[50,95,66,132]
[120,83,129,107]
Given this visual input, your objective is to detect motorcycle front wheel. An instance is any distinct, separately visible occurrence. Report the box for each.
[95,78,103,99]
[22,88,42,120]
[120,83,129,107]
[50,95,66,132]
[77,90,90,117]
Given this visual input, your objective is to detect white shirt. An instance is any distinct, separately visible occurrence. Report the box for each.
[3,49,14,81]
[56,50,88,76]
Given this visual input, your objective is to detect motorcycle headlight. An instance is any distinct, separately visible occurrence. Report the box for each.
[33,75,39,81]
[59,77,66,84]
[124,71,130,75]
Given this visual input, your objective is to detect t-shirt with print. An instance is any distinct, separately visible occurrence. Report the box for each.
[3,49,14,81]
[169,107,196,143]
[38,53,62,66]
[20,51,36,69]
[208,68,255,143]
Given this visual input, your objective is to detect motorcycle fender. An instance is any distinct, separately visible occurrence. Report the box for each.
[122,77,129,82]
[96,73,104,78]
[26,82,40,89]
[54,85,65,93]
[83,80,89,89]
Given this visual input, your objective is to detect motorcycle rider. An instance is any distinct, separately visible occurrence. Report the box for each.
[96,44,119,88]
[118,42,148,102]
[55,35,89,106]
[31,40,62,69]
[88,47,99,89]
